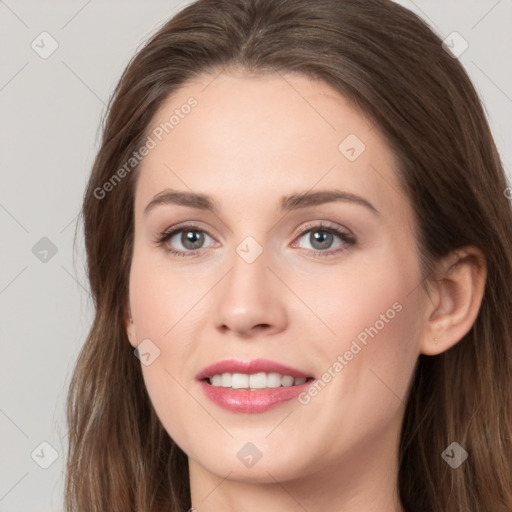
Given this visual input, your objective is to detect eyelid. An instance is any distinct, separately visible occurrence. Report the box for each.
[153,221,218,252]
[290,221,356,255]
[293,220,354,239]
[156,220,219,242]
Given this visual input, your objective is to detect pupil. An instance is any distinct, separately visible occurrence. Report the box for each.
[183,230,204,249]
[312,231,332,249]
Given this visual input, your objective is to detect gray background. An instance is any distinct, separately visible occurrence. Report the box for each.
[1,1,511,510]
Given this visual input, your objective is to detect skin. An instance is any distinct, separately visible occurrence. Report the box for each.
[125,70,486,512]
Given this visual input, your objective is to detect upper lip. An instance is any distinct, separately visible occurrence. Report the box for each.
[196,358,314,381]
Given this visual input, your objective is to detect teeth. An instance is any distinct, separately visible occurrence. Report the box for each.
[231,373,249,389]
[249,372,267,388]
[266,372,282,388]
[221,373,231,387]
[281,375,294,387]
[208,372,309,389]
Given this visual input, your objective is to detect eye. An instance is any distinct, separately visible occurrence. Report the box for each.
[154,221,356,258]
[154,224,216,257]
[292,222,356,257]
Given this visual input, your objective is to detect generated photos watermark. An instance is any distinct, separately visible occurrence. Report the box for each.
[93,96,198,200]
[298,301,403,405]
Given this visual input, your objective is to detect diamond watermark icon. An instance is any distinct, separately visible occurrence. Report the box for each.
[32,237,58,263]
[236,442,263,468]
[338,133,366,162]
[441,441,468,469]
[31,441,59,469]
[31,31,59,59]
[134,338,161,366]
[236,236,263,264]
[442,32,469,59]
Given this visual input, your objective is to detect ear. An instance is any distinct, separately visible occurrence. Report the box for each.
[420,246,487,356]
[124,304,138,348]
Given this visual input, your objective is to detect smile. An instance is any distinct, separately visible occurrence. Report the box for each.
[196,358,316,413]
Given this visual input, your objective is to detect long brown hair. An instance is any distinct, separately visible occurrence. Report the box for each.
[65,0,512,510]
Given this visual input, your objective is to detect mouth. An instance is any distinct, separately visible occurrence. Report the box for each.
[202,372,315,390]
[196,358,316,413]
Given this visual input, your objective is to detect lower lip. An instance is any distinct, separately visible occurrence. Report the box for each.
[199,379,314,413]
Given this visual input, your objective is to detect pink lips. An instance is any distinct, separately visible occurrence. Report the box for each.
[196,358,315,414]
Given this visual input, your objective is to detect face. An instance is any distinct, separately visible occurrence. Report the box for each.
[126,70,428,488]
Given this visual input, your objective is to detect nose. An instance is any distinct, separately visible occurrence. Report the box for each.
[213,247,288,338]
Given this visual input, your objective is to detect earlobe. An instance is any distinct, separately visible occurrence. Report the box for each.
[124,306,137,348]
[420,246,487,356]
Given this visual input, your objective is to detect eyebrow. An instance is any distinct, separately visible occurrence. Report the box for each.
[144,188,380,216]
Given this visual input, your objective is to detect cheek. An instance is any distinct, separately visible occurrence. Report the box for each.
[294,257,422,463]
[316,248,420,339]
[128,250,204,448]
[129,248,198,341]
[128,248,206,388]
[312,246,422,393]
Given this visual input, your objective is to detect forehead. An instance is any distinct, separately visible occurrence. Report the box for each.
[134,71,410,224]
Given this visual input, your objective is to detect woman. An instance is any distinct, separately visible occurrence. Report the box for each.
[65,0,512,511]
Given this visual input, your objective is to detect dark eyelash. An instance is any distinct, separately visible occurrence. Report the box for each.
[154,222,356,258]
[154,223,204,258]
[294,222,357,257]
